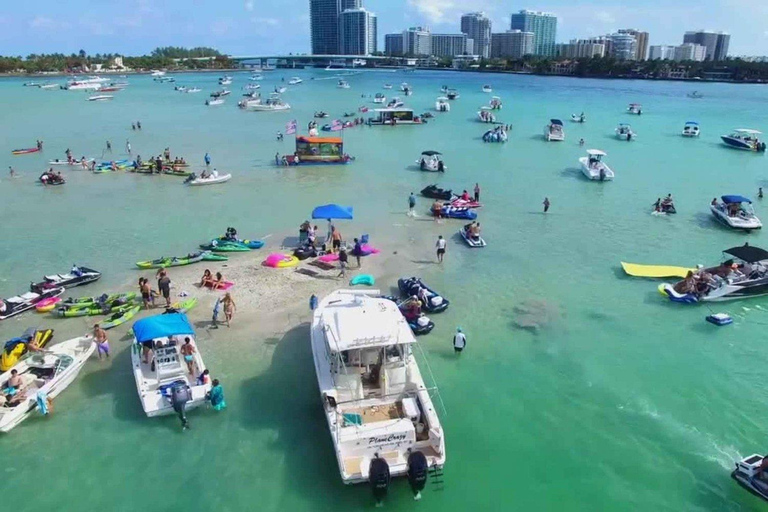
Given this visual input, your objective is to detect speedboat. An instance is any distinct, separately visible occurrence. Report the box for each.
[682,121,700,137]
[446,89,459,100]
[288,77,302,85]
[373,93,386,104]
[544,119,565,141]
[579,149,614,181]
[417,151,445,172]
[477,107,496,123]
[387,97,404,108]
[435,97,450,112]
[482,128,507,143]
[337,80,350,89]
[205,98,225,106]
[482,85,492,93]
[31,266,101,293]
[314,111,329,118]
[710,195,762,230]
[249,96,291,111]
[615,123,635,141]
[721,129,767,152]
[250,75,264,81]
[0,288,64,321]
[0,336,95,432]
[439,85,448,94]
[238,98,263,109]
[274,86,287,94]
[186,87,201,93]
[627,103,642,115]
[63,80,102,91]
[460,224,486,248]
[244,84,261,90]
[489,96,502,110]
[150,70,166,77]
[571,113,585,123]
[131,313,211,418]
[400,82,410,92]
[732,454,768,501]
[87,95,113,102]
[660,245,768,303]
[310,289,446,503]
[39,83,58,90]
[383,83,393,89]
[218,76,232,85]
[187,170,232,185]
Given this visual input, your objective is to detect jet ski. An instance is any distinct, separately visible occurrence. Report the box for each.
[0,287,65,321]
[1,328,54,371]
[420,184,453,200]
[314,111,329,118]
[397,277,450,313]
[30,266,101,293]
[460,224,487,248]
[381,296,434,335]
[435,205,477,220]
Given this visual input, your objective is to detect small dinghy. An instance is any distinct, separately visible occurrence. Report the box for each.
[186,171,232,186]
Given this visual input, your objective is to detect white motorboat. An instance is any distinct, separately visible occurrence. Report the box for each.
[248,96,291,111]
[383,83,393,89]
[150,70,166,77]
[482,85,492,93]
[87,95,113,102]
[186,87,201,93]
[288,77,302,85]
[489,96,502,110]
[579,149,614,181]
[477,107,496,123]
[131,313,211,418]
[205,98,225,106]
[337,80,350,89]
[710,195,762,230]
[274,86,287,94]
[39,83,58,90]
[435,97,450,112]
[400,82,410,91]
[627,103,643,115]
[250,74,263,81]
[238,97,263,109]
[310,289,446,501]
[446,89,459,100]
[64,81,102,91]
[0,336,95,433]
[571,113,586,123]
[615,123,635,141]
[187,170,232,185]
[682,121,700,137]
[175,86,187,92]
[244,83,261,90]
[721,129,766,152]
[218,76,233,85]
[439,85,448,94]
[373,93,386,104]
[544,119,565,141]
[417,151,446,172]
[387,97,404,108]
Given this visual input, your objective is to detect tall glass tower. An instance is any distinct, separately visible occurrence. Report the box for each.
[509,10,557,57]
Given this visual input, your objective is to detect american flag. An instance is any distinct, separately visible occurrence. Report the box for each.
[285,120,297,135]
[330,119,343,131]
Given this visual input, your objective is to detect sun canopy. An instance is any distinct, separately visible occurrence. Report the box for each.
[133,313,194,343]
[724,245,768,263]
[586,149,607,156]
[629,103,641,106]
[685,121,699,125]
[721,195,752,204]
[297,136,343,144]
[312,204,354,220]
[421,150,441,156]
[550,119,563,125]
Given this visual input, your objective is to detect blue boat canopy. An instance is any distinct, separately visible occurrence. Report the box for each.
[721,195,752,204]
[685,121,699,125]
[312,204,354,220]
[550,119,563,125]
[133,313,194,343]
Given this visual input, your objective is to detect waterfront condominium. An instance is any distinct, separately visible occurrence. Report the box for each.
[431,34,473,58]
[460,12,491,58]
[618,29,649,60]
[310,0,342,54]
[683,30,730,61]
[339,7,377,55]
[490,30,534,59]
[509,10,557,57]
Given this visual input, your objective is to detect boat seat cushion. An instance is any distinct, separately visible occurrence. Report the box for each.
[20,293,38,301]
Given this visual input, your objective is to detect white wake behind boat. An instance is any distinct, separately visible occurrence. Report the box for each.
[131,314,210,417]
[0,336,95,433]
[205,99,225,106]
[579,149,614,181]
[88,95,113,102]
[187,171,232,186]
[311,289,446,501]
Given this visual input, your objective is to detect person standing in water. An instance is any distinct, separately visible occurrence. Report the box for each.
[408,192,416,217]
[93,324,109,359]
[204,152,211,166]
[474,183,480,202]
[760,187,764,199]
[8,166,16,177]
[543,197,551,213]
[106,140,112,152]
[436,235,446,263]
[453,327,466,354]
[137,121,142,130]
[126,140,131,155]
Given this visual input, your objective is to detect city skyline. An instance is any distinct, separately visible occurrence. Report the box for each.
[0,0,763,56]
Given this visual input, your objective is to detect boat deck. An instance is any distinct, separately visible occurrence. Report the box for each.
[346,402,403,424]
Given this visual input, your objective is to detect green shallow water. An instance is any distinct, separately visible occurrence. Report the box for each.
[2,70,768,510]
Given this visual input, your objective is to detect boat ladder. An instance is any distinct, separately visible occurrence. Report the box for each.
[429,465,445,491]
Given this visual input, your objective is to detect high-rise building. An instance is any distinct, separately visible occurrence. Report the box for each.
[340,0,360,9]
[683,30,730,61]
[490,30,534,59]
[384,33,404,56]
[460,12,491,58]
[309,0,342,54]
[509,10,557,57]
[403,27,431,56]
[607,32,637,60]
[556,39,606,59]
[431,34,472,58]
[339,8,377,55]
[649,45,675,60]
[618,29,649,60]
[673,43,706,62]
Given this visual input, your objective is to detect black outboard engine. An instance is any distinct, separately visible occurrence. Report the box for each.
[407,450,429,500]
[437,160,444,173]
[369,455,390,507]
[171,383,192,430]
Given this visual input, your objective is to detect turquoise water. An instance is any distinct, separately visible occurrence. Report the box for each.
[2,70,768,510]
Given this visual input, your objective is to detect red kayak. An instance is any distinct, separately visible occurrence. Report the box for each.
[12,148,40,155]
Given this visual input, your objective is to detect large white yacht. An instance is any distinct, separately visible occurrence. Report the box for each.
[311,290,446,504]
[131,313,210,418]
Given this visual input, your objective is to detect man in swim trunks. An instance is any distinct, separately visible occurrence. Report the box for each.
[331,226,342,253]
[141,278,153,309]
[93,324,109,359]
[180,338,196,375]
[157,270,171,308]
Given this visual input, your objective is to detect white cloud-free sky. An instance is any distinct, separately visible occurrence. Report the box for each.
[0,0,763,56]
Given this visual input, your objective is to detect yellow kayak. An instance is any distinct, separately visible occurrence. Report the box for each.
[621,262,694,279]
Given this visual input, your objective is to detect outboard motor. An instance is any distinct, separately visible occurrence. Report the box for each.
[407,450,429,500]
[599,168,605,182]
[437,160,444,173]
[369,455,390,507]
[171,383,192,430]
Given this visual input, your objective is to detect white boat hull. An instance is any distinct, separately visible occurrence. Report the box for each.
[189,173,231,186]
[710,205,762,230]
[579,157,614,181]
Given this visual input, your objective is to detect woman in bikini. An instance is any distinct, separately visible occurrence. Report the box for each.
[180,338,196,375]
[221,292,236,327]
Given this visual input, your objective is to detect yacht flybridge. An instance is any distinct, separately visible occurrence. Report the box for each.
[311,290,445,504]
